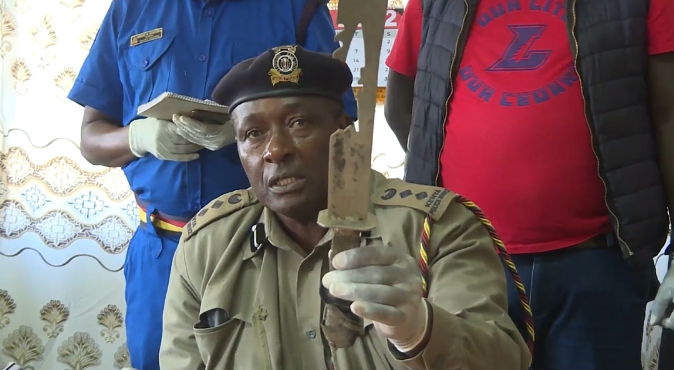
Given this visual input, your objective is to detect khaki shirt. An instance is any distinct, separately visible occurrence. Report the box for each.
[160,172,530,370]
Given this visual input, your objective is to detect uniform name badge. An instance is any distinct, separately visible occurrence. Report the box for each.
[130,27,163,47]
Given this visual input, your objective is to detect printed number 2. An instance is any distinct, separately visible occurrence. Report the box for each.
[384,9,397,27]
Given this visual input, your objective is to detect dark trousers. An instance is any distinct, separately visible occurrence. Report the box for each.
[124,221,181,370]
[504,247,657,370]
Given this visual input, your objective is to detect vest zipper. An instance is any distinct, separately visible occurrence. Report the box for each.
[434,0,469,186]
[570,0,632,258]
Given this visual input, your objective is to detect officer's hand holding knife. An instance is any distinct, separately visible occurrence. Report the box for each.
[322,244,430,354]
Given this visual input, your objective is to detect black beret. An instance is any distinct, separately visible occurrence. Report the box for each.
[211,45,353,113]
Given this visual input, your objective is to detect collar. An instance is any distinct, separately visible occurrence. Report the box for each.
[242,170,387,260]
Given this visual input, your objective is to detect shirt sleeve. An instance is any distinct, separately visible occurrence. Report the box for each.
[67,0,124,124]
[394,196,530,370]
[302,4,358,121]
[385,0,423,79]
[159,238,205,370]
[648,0,674,55]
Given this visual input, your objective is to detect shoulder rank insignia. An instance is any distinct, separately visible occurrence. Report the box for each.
[371,179,455,220]
[183,189,258,240]
[268,45,302,85]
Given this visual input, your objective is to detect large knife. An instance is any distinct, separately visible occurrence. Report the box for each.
[317,0,388,349]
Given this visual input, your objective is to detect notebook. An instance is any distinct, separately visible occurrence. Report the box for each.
[137,92,230,121]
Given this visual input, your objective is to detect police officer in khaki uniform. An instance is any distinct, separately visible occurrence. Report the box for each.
[159,46,530,370]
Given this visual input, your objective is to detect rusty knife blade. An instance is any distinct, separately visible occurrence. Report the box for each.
[317,0,388,351]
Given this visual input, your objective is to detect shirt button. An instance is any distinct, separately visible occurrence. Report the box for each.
[306,329,316,339]
[205,9,213,16]
[199,55,207,62]
[142,59,149,68]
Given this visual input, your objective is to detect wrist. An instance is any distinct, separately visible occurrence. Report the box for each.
[391,299,429,352]
[127,121,147,157]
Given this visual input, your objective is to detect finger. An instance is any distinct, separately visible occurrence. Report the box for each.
[332,245,399,270]
[664,311,674,329]
[173,114,207,130]
[350,301,405,326]
[328,282,412,307]
[168,153,200,162]
[650,304,667,326]
[174,144,204,153]
[323,265,414,288]
[178,113,225,130]
[163,139,203,152]
[175,118,222,141]
[173,126,210,148]
[167,131,198,144]
[172,114,186,125]
[167,121,196,138]
[201,143,222,151]
[190,110,230,125]
[649,289,673,325]
[173,128,201,144]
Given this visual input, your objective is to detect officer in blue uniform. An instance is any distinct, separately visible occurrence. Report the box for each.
[68,1,357,369]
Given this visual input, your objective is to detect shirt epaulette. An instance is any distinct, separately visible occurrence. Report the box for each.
[183,189,259,241]
[370,178,455,220]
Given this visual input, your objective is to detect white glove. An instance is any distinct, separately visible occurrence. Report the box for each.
[173,114,236,151]
[128,118,202,161]
[322,244,429,351]
[650,258,674,330]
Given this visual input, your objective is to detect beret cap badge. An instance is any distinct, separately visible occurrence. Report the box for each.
[212,45,352,112]
[268,45,302,85]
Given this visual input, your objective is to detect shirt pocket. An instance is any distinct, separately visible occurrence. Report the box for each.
[121,28,178,106]
[193,306,267,369]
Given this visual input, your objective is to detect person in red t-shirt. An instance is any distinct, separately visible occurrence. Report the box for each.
[385,0,674,369]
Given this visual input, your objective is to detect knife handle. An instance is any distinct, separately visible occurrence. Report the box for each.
[330,229,362,261]
[321,229,367,348]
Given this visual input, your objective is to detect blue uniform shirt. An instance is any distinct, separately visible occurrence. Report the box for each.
[69,0,357,219]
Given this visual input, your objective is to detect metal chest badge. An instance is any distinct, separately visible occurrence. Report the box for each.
[268,45,302,85]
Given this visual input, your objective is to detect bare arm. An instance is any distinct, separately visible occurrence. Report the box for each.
[649,52,674,216]
[384,70,415,151]
[80,107,136,167]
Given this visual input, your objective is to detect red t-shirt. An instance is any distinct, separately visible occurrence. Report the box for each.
[387,0,674,254]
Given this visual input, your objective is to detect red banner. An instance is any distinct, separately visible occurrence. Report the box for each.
[329,9,402,30]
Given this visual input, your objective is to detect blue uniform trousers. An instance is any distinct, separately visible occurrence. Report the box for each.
[124,208,181,370]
